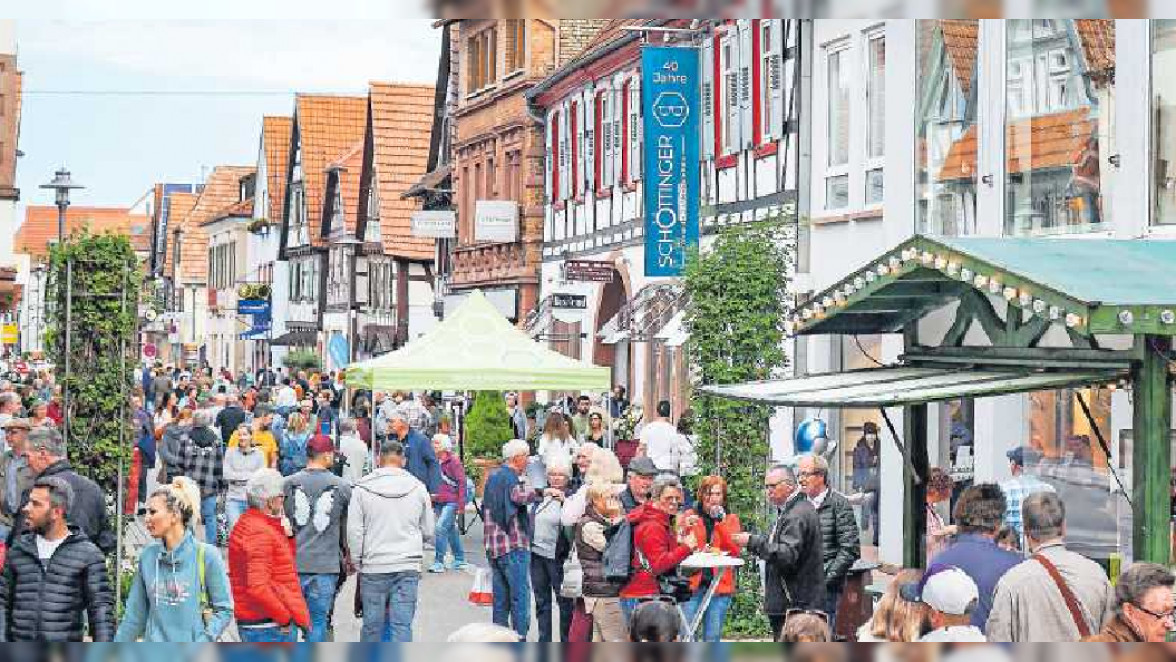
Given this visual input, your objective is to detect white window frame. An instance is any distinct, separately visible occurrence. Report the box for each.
[864,28,886,209]
[821,38,852,212]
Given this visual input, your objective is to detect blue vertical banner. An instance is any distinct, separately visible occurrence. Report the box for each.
[642,45,701,278]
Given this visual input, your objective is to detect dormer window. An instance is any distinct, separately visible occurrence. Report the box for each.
[239,174,256,203]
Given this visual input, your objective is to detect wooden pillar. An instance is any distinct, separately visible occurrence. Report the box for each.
[1133,335,1172,564]
[903,403,929,569]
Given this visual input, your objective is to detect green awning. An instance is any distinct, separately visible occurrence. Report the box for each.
[347,290,611,392]
[702,365,1126,408]
[792,235,1176,337]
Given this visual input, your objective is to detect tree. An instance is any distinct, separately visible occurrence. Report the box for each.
[683,216,792,638]
[45,231,142,493]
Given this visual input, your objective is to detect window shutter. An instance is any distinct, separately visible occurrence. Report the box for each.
[701,42,715,162]
[630,75,642,183]
[546,111,555,203]
[574,98,586,198]
[611,75,623,187]
[584,85,595,193]
[561,102,571,201]
[602,83,614,189]
[769,20,786,142]
[722,34,741,155]
[739,20,754,151]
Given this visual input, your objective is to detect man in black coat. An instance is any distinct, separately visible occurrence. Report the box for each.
[733,464,825,642]
[214,393,248,445]
[798,454,861,627]
[14,428,115,555]
[0,476,114,642]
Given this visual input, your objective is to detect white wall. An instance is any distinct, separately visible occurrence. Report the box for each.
[0,21,14,56]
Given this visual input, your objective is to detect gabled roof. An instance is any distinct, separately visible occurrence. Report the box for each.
[792,235,1176,338]
[365,82,435,260]
[205,197,255,226]
[323,141,364,237]
[17,207,152,259]
[162,192,198,275]
[290,95,368,248]
[940,109,1096,181]
[174,165,254,283]
[262,116,293,224]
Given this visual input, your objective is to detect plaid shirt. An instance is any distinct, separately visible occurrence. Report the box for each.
[182,428,225,498]
[1000,474,1056,540]
[397,400,432,434]
[483,482,535,559]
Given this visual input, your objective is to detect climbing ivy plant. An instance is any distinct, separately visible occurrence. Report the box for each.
[46,231,142,492]
[684,216,793,638]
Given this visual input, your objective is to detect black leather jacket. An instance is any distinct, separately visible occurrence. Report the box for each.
[747,492,826,615]
[0,528,115,642]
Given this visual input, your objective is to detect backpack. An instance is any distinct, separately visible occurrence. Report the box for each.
[602,519,633,582]
[280,431,311,477]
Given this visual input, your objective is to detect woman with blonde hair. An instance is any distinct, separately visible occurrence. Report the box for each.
[538,411,578,468]
[561,445,625,527]
[277,411,312,476]
[115,477,233,642]
[858,569,929,642]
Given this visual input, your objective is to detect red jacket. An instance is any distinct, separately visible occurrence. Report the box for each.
[227,509,311,630]
[620,502,693,599]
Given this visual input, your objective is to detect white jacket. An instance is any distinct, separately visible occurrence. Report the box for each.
[347,467,435,575]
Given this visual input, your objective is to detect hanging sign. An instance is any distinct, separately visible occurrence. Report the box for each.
[552,294,588,310]
[328,333,350,370]
[0,324,16,345]
[565,260,615,283]
[642,45,701,278]
[411,211,457,239]
[474,201,519,243]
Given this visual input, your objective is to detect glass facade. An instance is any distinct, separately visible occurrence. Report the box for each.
[916,19,978,236]
[1004,19,1114,236]
[1154,20,1176,225]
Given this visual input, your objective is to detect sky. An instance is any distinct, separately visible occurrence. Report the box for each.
[12,15,441,212]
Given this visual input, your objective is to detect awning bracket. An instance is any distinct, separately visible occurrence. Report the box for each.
[1074,391,1132,508]
[879,407,923,487]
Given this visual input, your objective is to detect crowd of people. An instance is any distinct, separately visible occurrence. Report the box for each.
[0,363,1168,645]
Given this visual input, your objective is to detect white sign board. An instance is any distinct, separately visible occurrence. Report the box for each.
[474,200,519,243]
[411,211,457,239]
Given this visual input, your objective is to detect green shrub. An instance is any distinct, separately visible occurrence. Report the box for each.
[464,391,515,472]
[284,349,322,372]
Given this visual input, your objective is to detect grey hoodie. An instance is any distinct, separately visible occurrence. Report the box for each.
[347,467,435,575]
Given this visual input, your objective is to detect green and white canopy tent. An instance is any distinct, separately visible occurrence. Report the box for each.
[704,235,1176,567]
[346,289,610,392]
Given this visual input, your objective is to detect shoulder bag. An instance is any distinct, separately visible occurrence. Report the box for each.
[1034,553,1092,639]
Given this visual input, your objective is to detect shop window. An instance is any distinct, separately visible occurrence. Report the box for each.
[1153,21,1176,225]
[1005,19,1113,236]
[916,19,978,236]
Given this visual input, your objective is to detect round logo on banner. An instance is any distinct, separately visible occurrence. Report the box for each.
[652,91,690,129]
[142,343,158,359]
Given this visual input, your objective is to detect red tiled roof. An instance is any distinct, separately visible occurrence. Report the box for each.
[162,192,198,275]
[205,196,254,225]
[1075,20,1115,83]
[940,108,1096,181]
[293,95,368,248]
[174,165,255,283]
[16,207,152,260]
[939,20,978,96]
[368,82,435,260]
[325,141,364,236]
[262,116,293,225]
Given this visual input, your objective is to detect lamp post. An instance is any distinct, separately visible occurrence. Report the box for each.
[40,168,84,244]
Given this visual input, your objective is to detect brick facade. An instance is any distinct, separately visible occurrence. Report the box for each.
[0,53,20,201]
[448,19,610,320]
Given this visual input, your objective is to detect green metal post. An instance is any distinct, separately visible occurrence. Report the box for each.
[1133,335,1172,564]
[903,403,929,569]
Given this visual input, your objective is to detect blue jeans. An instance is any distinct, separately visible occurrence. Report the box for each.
[434,503,465,566]
[489,549,531,638]
[200,495,218,546]
[239,625,297,643]
[359,571,420,643]
[681,591,733,642]
[227,498,247,533]
[300,573,339,642]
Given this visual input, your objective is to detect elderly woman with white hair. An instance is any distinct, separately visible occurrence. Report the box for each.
[430,433,472,574]
[483,439,540,638]
[226,469,310,642]
[529,456,575,643]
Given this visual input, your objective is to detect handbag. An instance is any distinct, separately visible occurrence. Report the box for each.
[560,545,583,599]
[1034,553,1093,638]
[636,548,693,604]
[196,543,224,642]
[567,598,594,642]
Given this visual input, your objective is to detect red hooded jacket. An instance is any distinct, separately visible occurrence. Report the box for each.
[227,509,311,630]
[620,502,693,599]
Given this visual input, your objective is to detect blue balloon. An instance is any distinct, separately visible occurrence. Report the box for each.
[795,417,829,454]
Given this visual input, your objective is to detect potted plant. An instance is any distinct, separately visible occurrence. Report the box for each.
[612,404,644,469]
[246,217,271,234]
[463,391,516,495]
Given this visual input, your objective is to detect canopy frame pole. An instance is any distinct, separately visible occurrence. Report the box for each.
[1074,390,1132,508]
[878,407,922,488]
[1132,335,1172,564]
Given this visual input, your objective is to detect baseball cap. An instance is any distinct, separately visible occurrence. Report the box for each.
[628,457,659,477]
[899,565,978,616]
[1006,446,1041,466]
[307,435,335,456]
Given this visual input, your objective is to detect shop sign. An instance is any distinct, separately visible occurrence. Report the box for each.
[411,211,457,239]
[565,260,615,283]
[0,324,16,345]
[328,333,350,369]
[238,300,270,316]
[142,343,158,360]
[552,294,588,310]
[474,201,519,243]
[641,45,701,278]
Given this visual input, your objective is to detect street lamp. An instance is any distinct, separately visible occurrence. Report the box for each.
[40,168,84,244]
